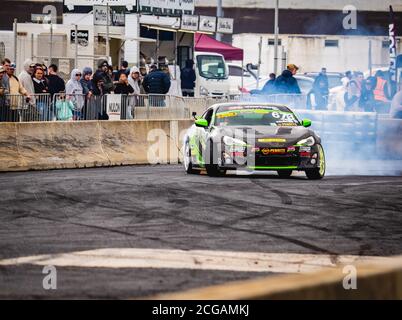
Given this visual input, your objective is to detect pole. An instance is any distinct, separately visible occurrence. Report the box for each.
[13,19,17,64]
[216,0,223,41]
[257,36,262,89]
[368,40,372,77]
[106,2,110,61]
[156,29,160,68]
[31,33,34,61]
[274,0,279,75]
[49,21,53,65]
[75,24,78,69]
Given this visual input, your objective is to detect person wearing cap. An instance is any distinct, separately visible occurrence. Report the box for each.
[274,63,301,94]
[18,59,35,95]
[93,60,114,94]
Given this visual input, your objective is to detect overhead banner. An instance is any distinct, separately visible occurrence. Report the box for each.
[181,15,199,31]
[199,16,216,33]
[217,17,234,34]
[65,0,135,6]
[94,5,125,26]
[139,0,194,16]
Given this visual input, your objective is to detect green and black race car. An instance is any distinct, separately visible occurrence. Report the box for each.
[183,103,325,179]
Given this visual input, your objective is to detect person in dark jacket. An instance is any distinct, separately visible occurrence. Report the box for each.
[180,60,196,97]
[93,60,114,94]
[274,64,301,94]
[32,67,50,120]
[32,67,49,94]
[46,64,65,97]
[359,77,376,112]
[306,78,328,110]
[80,67,94,95]
[142,65,171,95]
[114,73,134,95]
[114,60,130,82]
[251,73,277,95]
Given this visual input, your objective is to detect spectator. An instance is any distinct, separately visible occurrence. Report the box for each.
[93,60,114,94]
[341,71,353,88]
[114,60,130,82]
[306,78,328,110]
[46,64,65,97]
[316,67,329,91]
[55,93,75,121]
[91,78,108,120]
[114,73,134,95]
[181,60,196,97]
[274,64,301,94]
[344,73,363,112]
[18,59,35,95]
[1,58,11,90]
[7,62,30,121]
[142,64,171,95]
[373,70,392,113]
[80,67,94,95]
[0,66,9,122]
[128,67,142,95]
[359,77,376,112]
[32,67,50,120]
[66,69,84,120]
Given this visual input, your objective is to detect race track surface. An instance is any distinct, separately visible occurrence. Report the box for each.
[0,165,401,299]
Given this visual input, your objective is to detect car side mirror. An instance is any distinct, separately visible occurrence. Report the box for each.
[302,119,312,128]
[195,118,209,128]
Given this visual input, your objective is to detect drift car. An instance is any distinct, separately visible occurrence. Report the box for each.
[183,103,325,179]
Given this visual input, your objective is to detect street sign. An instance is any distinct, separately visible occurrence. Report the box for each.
[217,17,234,34]
[94,5,125,26]
[181,15,199,31]
[70,30,89,47]
[199,16,217,33]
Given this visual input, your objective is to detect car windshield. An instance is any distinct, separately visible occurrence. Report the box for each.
[197,55,227,80]
[214,106,300,127]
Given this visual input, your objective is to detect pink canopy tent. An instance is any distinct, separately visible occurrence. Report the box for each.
[194,33,244,61]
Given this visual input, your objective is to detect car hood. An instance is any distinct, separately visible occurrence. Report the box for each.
[214,126,314,146]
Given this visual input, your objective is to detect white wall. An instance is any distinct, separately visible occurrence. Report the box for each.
[0,31,15,62]
[233,33,402,75]
[195,0,402,11]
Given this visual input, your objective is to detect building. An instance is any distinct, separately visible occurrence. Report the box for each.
[195,0,402,74]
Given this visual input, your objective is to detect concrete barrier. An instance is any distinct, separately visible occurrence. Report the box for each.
[149,256,402,300]
[0,120,193,172]
[377,118,402,159]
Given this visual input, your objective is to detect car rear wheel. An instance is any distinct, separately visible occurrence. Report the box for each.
[277,170,293,178]
[184,141,199,175]
[305,144,326,180]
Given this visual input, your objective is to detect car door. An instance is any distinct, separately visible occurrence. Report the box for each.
[198,108,214,162]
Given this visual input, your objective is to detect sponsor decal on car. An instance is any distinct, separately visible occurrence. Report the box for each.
[287,146,296,152]
[261,148,287,155]
[258,138,287,143]
[299,146,311,152]
[300,152,311,157]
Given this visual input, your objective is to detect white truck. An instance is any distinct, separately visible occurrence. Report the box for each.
[194,52,230,97]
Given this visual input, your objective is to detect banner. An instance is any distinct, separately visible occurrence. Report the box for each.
[65,0,135,6]
[106,94,122,120]
[199,16,216,33]
[139,0,194,15]
[181,15,199,31]
[94,5,125,26]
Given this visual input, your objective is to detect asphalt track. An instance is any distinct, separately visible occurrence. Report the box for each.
[0,165,402,299]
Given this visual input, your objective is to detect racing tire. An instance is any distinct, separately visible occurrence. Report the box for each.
[205,141,226,177]
[184,140,200,175]
[277,170,293,178]
[305,144,326,180]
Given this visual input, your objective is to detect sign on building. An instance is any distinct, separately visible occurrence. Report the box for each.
[70,30,89,47]
[65,0,136,6]
[181,15,199,31]
[139,0,194,16]
[217,17,234,34]
[199,16,217,33]
[94,5,126,26]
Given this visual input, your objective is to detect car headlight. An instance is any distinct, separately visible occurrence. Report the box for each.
[223,136,247,152]
[297,136,315,147]
[200,86,209,96]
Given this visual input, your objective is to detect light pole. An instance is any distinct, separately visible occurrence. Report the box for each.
[274,0,279,75]
[216,0,223,41]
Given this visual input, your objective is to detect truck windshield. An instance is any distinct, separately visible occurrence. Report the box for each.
[196,55,228,80]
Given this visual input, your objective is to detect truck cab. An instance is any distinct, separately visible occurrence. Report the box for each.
[194,52,230,97]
